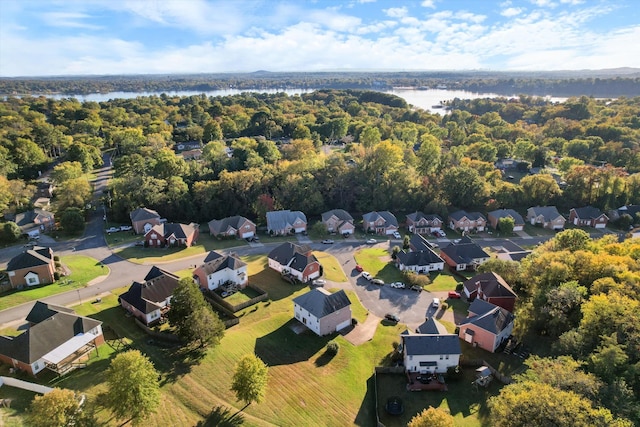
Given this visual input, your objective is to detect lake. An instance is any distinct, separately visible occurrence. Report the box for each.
[32,88,568,114]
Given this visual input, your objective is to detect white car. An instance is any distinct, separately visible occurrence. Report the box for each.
[392,231,402,239]
[432,298,441,308]
[119,225,133,231]
[390,282,405,289]
[106,226,120,233]
[365,238,377,244]
[312,279,326,286]
[362,272,372,280]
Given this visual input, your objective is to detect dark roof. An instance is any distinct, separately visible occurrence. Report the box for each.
[495,240,526,253]
[572,206,607,220]
[508,251,532,262]
[148,222,198,239]
[463,272,517,299]
[130,207,160,222]
[488,209,524,225]
[6,247,53,271]
[25,301,74,324]
[416,317,448,334]
[293,288,351,318]
[321,209,354,222]
[14,209,53,228]
[198,253,246,275]
[528,206,563,221]
[618,205,640,218]
[409,234,431,251]
[449,210,486,222]
[402,334,461,356]
[0,303,101,364]
[120,266,180,315]
[203,250,224,263]
[459,301,514,334]
[208,216,255,235]
[363,211,398,228]
[406,211,442,223]
[440,242,489,265]
[266,210,307,231]
[397,249,443,267]
[268,242,312,265]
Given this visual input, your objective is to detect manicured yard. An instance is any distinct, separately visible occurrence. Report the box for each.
[114,237,249,264]
[354,248,403,283]
[313,251,348,282]
[0,255,106,311]
[424,271,459,292]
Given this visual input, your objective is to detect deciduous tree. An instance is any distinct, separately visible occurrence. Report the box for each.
[231,354,269,410]
[28,388,96,427]
[407,406,454,427]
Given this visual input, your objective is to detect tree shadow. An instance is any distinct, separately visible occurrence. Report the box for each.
[314,350,336,367]
[354,373,376,426]
[159,346,207,385]
[195,405,245,427]
[254,320,331,366]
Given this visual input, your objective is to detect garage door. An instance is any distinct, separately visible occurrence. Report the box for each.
[241,231,254,238]
[294,227,306,233]
[336,319,351,331]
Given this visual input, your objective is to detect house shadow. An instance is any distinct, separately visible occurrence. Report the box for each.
[354,374,377,426]
[195,405,245,427]
[254,320,331,366]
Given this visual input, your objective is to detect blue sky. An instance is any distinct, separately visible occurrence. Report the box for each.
[1,0,638,76]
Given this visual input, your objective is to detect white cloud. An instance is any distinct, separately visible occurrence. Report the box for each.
[560,0,584,4]
[529,0,556,7]
[384,7,408,18]
[421,0,436,8]
[40,12,103,30]
[501,7,524,17]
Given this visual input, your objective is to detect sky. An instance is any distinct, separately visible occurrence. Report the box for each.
[1,0,639,77]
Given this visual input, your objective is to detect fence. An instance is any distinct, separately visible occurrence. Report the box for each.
[0,376,53,394]
[134,319,182,343]
[459,357,512,384]
[206,284,268,313]
[203,295,240,328]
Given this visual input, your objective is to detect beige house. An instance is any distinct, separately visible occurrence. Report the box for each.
[526,206,566,230]
[130,207,162,234]
[362,211,398,235]
[293,288,352,336]
[6,247,56,289]
[208,216,256,239]
[448,210,486,232]
[487,209,524,232]
[321,209,355,235]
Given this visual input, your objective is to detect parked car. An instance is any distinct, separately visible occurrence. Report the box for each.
[321,239,334,244]
[135,241,145,246]
[385,313,400,323]
[106,226,120,233]
[448,291,461,299]
[365,238,377,244]
[432,298,441,308]
[24,241,36,248]
[119,225,132,231]
[392,231,402,239]
[355,264,364,272]
[433,229,446,238]
[410,285,423,292]
[362,272,372,280]
[312,279,326,286]
[390,282,405,289]
[371,278,385,286]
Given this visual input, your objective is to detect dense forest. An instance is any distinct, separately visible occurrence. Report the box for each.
[1,70,640,97]
[1,88,640,424]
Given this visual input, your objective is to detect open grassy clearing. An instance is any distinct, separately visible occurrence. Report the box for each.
[354,248,403,283]
[424,271,459,292]
[0,255,106,311]
[313,251,348,282]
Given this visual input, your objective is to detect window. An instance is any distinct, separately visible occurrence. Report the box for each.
[27,277,38,285]
[445,355,449,360]
[440,355,443,360]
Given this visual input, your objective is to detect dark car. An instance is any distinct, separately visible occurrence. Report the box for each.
[385,313,400,323]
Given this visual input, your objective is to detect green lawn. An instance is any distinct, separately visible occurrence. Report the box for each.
[0,255,106,311]
[354,248,403,283]
[424,271,459,292]
[313,251,348,282]
[523,223,558,237]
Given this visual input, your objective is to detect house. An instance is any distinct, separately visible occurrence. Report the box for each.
[462,272,517,313]
[0,301,104,376]
[208,216,256,239]
[268,242,321,283]
[130,207,162,234]
[487,209,525,232]
[362,211,399,235]
[526,206,566,230]
[396,249,444,273]
[458,299,515,353]
[569,206,609,229]
[405,212,443,234]
[439,238,490,271]
[448,210,486,233]
[119,266,180,325]
[402,335,461,374]
[321,209,355,235]
[266,210,307,236]
[36,182,55,199]
[144,222,199,247]
[416,317,449,335]
[14,209,55,238]
[6,247,56,289]
[493,240,532,262]
[609,204,640,223]
[292,288,352,336]
[409,234,437,252]
[193,251,248,291]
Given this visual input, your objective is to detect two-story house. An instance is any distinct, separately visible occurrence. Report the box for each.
[462,272,517,312]
[405,212,443,234]
[526,206,566,230]
[144,222,199,247]
[268,242,321,283]
[208,216,256,239]
[193,251,248,291]
[487,209,525,232]
[457,299,515,353]
[448,210,486,233]
[321,209,355,235]
[130,207,162,234]
[293,288,352,336]
[362,211,399,235]
[266,210,307,235]
[119,266,180,325]
[569,206,609,229]
[6,247,56,289]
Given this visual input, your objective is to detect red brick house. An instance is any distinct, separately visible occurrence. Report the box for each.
[362,211,399,235]
[6,247,56,289]
[144,222,199,247]
[208,215,256,239]
[405,211,443,234]
[321,209,355,235]
[448,210,486,233]
[130,207,162,234]
[569,206,609,229]
[462,272,517,313]
[268,242,321,283]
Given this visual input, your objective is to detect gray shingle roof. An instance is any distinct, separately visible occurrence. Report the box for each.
[208,216,255,235]
[459,301,514,334]
[528,206,563,221]
[362,211,398,228]
[402,334,461,356]
[397,249,443,267]
[406,211,442,223]
[572,206,606,220]
[130,207,161,222]
[266,210,307,232]
[148,222,198,240]
[416,317,448,334]
[14,209,53,228]
[293,288,351,318]
[6,247,53,271]
[488,209,524,225]
[198,253,246,275]
[321,209,354,222]
[463,272,517,299]
[25,301,74,324]
[409,234,434,252]
[440,242,489,265]
[268,242,318,273]
[449,210,486,222]
[120,267,180,315]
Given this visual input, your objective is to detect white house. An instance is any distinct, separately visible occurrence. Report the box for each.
[396,249,444,273]
[402,333,461,374]
[292,288,352,336]
[193,251,248,291]
[268,242,321,283]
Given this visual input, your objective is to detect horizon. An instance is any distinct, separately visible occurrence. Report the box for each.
[1,0,639,77]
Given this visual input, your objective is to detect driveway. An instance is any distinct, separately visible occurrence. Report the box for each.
[342,313,380,345]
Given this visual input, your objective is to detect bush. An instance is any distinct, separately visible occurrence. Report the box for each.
[55,261,61,268]
[402,271,431,287]
[326,341,339,356]
[53,255,60,261]
[54,272,60,281]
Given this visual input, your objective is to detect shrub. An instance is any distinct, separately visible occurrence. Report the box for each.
[53,255,60,261]
[54,272,60,280]
[403,271,431,287]
[326,340,339,356]
[55,261,61,268]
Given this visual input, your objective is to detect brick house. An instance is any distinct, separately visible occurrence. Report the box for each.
[448,210,486,233]
[293,288,352,336]
[362,211,399,235]
[462,272,517,313]
[321,209,355,235]
[569,206,609,229]
[487,209,525,232]
[6,247,56,289]
[268,242,321,283]
[405,211,443,234]
[193,251,248,291]
[266,210,307,235]
[208,216,256,239]
[458,299,514,353]
[526,206,566,230]
[130,207,162,234]
[144,222,199,247]
[119,266,181,325]
[439,237,490,271]
[14,209,55,238]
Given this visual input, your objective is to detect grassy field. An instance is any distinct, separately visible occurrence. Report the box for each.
[424,272,459,292]
[0,255,106,311]
[313,251,348,282]
[354,248,403,283]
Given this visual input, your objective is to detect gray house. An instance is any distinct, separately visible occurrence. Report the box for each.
[293,288,352,336]
[266,210,307,236]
